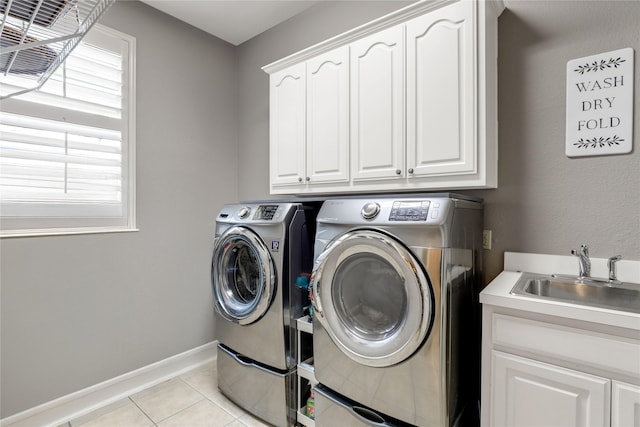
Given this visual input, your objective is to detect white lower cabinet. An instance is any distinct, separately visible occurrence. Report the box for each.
[482,310,640,427]
[491,351,610,427]
[612,381,640,427]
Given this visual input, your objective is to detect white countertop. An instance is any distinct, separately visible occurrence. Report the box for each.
[480,252,640,331]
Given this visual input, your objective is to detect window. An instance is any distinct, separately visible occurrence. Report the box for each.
[0,25,136,237]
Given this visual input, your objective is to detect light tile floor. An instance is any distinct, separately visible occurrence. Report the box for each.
[59,359,270,427]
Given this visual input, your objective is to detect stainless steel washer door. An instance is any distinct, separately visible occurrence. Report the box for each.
[212,226,276,325]
[311,229,434,367]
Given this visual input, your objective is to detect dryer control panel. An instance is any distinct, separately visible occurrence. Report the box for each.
[316,196,482,226]
[389,201,430,221]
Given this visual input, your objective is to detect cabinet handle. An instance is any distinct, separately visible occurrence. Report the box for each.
[408,168,414,174]
[306,176,310,181]
[298,177,303,183]
[395,169,401,175]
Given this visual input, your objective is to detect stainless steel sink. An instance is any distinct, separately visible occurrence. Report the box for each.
[511,274,640,314]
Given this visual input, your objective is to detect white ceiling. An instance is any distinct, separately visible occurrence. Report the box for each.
[139,1,320,46]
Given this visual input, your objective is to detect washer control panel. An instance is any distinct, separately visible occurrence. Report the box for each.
[389,201,430,221]
[254,204,279,220]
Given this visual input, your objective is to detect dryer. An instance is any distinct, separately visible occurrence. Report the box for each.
[310,195,483,427]
[212,202,317,426]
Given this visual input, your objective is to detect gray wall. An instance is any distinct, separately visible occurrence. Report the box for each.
[0,1,238,418]
[469,0,640,281]
[236,0,640,282]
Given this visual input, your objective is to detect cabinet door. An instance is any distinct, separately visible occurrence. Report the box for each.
[612,381,640,427]
[307,46,350,184]
[350,25,404,181]
[491,351,610,427]
[270,63,306,187]
[406,1,475,178]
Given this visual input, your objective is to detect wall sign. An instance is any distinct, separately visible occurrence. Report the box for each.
[566,47,634,157]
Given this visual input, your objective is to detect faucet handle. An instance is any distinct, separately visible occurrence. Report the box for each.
[571,244,591,278]
[607,255,622,282]
[580,244,589,257]
[571,244,589,257]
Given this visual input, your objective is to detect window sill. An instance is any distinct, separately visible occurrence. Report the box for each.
[1,227,139,238]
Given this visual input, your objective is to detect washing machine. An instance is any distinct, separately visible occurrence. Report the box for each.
[310,194,483,427]
[211,202,318,426]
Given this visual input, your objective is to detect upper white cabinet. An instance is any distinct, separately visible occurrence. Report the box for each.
[306,46,350,185]
[264,0,504,195]
[269,46,350,189]
[350,25,405,182]
[269,63,306,187]
[406,1,475,179]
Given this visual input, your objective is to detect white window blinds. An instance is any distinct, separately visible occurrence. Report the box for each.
[0,25,136,237]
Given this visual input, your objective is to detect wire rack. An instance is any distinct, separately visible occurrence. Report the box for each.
[0,0,115,100]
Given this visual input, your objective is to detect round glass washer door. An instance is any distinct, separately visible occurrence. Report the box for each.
[212,226,276,325]
[311,229,434,367]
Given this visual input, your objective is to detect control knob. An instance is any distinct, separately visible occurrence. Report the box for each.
[361,202,380,220]
[238,207,251,219]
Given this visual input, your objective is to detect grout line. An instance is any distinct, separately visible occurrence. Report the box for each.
[207,398,244,426]
[176,364,247,423]
[153,397,206,426]
[140,377,207,425]
[127,396,156,427]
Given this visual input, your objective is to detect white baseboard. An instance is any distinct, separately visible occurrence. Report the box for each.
[0,341,218,427]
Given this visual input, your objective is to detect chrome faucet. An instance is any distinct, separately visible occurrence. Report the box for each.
[607,255,622,283]
[571,244,591,279]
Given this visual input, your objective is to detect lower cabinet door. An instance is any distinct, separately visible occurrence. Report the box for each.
[612,380,640,427]
[490,351,610,427]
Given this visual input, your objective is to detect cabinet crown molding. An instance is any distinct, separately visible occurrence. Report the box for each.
[262,0,505,75]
